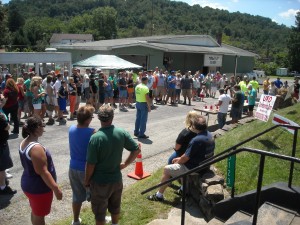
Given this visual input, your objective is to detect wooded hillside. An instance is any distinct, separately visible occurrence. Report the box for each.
[0,0,295,69]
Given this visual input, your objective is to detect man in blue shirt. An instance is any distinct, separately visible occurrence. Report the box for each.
[165,71,176,105]
[147,115,215,201]
[274,77,283,89]
[247,84,257,117]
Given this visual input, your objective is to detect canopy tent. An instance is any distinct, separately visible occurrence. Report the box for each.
[73,54,142,69]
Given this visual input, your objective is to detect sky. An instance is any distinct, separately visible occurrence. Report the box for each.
[173,0,300,27]
[2,0,300,27]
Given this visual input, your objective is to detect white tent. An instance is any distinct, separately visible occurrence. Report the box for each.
[73,54,142,69]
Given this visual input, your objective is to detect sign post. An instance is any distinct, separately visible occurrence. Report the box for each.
[227,155,236,188]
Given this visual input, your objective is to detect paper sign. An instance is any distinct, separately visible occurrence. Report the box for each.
[255,94,277,122]
[204,54,223,67]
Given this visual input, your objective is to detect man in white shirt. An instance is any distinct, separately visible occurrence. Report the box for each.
[147,70,154,106]
[215,88,231,128]
[83,69,91,102]
[53,74,62,117]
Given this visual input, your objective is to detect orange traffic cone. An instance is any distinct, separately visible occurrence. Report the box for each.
[128,153,151,180]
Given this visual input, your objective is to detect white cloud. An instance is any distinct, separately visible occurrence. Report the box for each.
[231,0,239,3]
[191,0,228,10]
[272,18,278,23]
[279,9,300,19]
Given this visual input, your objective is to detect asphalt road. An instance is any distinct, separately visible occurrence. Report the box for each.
[5,96,221,200]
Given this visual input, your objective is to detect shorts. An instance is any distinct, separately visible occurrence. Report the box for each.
[119,90,127,98]
[90,181,123,222]
[24,96,33,112]
[175,89,181,95]
[156,86,166,96]
[58,98,67,111]
[76,95,81,104]
[99,93,105,104]
[167,88,176,97]
[105,91,113,98]
[211,87,217,93]
[69,168,86,203]
[54,98,58,106]
[33,103,42,110]
[165,163,189,178]
[230,107,240,119]
[248,105,254,111]
[0,143,13,171]
[127,87,134,94]
[113,89,119,99]
[18,100,25,110]
[84,87,90,100]
[182,89,192,98]
[24,191,53,217]
[149,90,153,98]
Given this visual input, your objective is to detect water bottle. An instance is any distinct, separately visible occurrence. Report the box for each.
[86,187,91,202]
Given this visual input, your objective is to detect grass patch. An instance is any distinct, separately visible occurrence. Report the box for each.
[215,103,300,194]
[54,168,181,225]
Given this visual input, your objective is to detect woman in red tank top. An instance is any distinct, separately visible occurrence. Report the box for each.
[17,78,25,124]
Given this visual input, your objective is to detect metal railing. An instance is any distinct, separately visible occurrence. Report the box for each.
[141,124,300,225]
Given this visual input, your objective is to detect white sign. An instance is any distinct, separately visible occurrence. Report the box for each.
[204,54,223,67]
[272,114,299,134]
[255,94,277,122]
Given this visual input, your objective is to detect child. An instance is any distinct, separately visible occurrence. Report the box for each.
[199,85,206,102]
[58,80,68,125]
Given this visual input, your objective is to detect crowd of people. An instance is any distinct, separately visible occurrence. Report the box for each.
[1,65,300,225]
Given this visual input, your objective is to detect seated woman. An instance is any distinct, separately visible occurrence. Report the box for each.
[167,111,200,165]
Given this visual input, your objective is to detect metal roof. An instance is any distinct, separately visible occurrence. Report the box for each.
[0,52,72,64]
[56,35,257,57]
[50,33,94,43]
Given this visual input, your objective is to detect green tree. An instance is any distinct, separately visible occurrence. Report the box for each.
[0,0,9,46]
[7,1,24,32]
[287,11,300,71]
[91,7,117,39]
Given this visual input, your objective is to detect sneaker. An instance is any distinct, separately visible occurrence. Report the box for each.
[134,133,139,137]
[147,194,164,202]
[5,171,13,179]
[175,188,183,196]
[138,135,149,139]
[71,218,81,225]
[0,186,17,195]
[105,216,112,223]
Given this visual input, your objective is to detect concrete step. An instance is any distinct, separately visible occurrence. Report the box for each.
[147,200,206,225]
[254,202,295,225]
[207,218,224,225]
[290,216,300,225]
[225,211,251,225]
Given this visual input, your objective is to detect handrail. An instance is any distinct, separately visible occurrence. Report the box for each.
[141,124,300,225]
[141,147,300,195]
[186,124,300,196]
[141,124,300,195]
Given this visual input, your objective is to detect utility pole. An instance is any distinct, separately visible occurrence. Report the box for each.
[151,0,154,36]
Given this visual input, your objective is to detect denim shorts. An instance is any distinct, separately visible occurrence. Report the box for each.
[119,90,127,98]
[69,168,86,203]
[105,91,113,98]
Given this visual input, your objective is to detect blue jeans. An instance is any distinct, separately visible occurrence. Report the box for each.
[168,151,181,165]
[134,102,148,136]
[217,112,227,128]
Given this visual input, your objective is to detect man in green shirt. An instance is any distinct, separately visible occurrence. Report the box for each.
[85,105,140,225]
[23,72,34,117]
[134,76,151,139]
[249,77,259,93]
